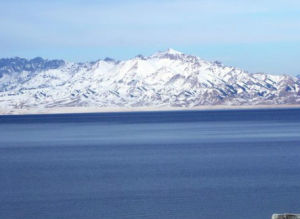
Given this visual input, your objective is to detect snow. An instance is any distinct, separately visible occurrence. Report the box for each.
[151,48,183,58]
[0,49,299,113]
[164,48,183,55]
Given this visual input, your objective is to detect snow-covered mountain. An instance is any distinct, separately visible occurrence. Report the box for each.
[0,49,299,112]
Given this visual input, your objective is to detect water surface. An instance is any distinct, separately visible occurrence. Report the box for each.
[0,109,300,219]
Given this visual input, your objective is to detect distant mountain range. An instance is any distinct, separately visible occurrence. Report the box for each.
[0,49,299,113]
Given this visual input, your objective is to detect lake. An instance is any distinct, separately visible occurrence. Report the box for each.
[0,109,300,219]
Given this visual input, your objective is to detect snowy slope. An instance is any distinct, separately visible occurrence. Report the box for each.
[0,49,299,111]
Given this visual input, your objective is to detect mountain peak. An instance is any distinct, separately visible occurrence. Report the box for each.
[0,57,65,76]
[0,50,299,111]
[164,48,182,55]
[151,48,183,58]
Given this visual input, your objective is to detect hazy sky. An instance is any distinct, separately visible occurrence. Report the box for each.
[1,0,300,75]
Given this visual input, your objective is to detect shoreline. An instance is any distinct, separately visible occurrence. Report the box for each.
[1,104,300,115]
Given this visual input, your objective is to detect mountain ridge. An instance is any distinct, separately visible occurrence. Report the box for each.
[0,49,299,113]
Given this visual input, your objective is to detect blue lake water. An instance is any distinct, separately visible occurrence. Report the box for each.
[0,109,300,219]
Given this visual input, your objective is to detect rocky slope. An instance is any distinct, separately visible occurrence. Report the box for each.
[0,49,299,112]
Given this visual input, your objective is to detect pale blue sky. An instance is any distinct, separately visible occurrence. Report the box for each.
[1,0,300,75]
